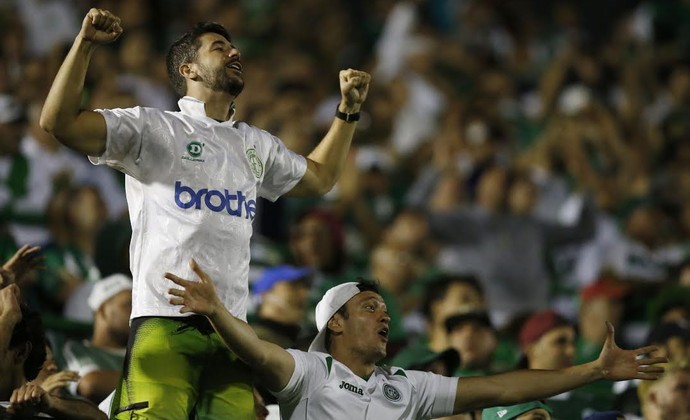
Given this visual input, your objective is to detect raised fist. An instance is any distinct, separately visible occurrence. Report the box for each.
[80,8,123,44]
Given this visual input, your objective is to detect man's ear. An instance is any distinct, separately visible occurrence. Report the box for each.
[328,314,344,334]
[179,63,197,80]
[12,342,31,367]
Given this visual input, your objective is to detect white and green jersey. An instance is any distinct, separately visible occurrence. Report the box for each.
[273,350,458,420]
[90,97,306,320]
[62,339,125,396]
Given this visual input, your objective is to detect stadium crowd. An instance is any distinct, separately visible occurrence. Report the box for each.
[2,0,690,418]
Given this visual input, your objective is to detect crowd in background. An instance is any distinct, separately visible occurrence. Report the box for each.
[2,0,690,418]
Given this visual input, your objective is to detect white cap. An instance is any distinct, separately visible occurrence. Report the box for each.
[88,274,133,311]
[308,282,361,353]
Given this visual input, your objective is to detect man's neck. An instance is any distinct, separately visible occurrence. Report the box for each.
[330,347,376,380]
[187,89,235,121]
[91,326,125,350]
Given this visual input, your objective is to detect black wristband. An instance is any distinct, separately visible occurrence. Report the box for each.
[335,106,360,122]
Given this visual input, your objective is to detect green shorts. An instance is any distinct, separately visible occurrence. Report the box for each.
[110,316,254,419]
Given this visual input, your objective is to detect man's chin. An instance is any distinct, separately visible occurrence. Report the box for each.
[227,79,244,97]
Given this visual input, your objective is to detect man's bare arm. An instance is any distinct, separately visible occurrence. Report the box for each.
[287,69,371,197]
[39,8,122,156]
[8,383,107,420]
[165,260,295,392]
[453,323,665,413]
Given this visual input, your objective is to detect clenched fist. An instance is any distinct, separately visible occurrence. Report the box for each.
[339,69,371,114]
[79,8,123,44]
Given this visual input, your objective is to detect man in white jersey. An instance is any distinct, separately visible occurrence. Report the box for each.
[165,259,666,420]
[39,8,370,419]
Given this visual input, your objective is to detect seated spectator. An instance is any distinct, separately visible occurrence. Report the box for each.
[646,321,690,363]
[519,310,614,419]
[0,285,106,419]
[250,265,313,349]
[33,343,80,395]
[391,274,486,368]
[61,274,131,404]
[637,359,690,420]
[576,277,629,365]
[481,400,553,420]
[445,311,498,376]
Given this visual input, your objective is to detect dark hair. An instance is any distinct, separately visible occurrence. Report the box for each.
[324,279,380,351]
[166,22,232,97]
[421,274,483,320]
[9,304,47,380]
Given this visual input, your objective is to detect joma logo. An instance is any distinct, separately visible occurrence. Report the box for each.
[339,380,364,396]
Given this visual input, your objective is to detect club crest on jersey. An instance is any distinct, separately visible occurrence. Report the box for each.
[246,148,263,178]
[183,141,205,162]
[383,384,401,402]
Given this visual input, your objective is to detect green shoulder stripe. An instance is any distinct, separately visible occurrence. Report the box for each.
[393,368,407,377]
[326,356,333,375]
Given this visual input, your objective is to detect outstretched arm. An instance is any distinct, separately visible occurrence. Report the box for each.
[39,8,122,156]
[165,260,295,392]
[287,69,371,197]
[452,322,665,413]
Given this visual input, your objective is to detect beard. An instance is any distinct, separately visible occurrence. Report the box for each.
[198,63,244,97]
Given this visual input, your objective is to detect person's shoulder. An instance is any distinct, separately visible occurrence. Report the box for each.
[289,350,334,371]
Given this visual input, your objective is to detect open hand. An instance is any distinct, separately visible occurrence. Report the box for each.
[596,321,666,381]
[2,245,43,286]
[339,69,371,113]
[37,370,81,394]
[80,8,123,44]
[165,259,223,318]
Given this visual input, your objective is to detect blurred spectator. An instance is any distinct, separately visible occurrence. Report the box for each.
[646,321,690,364]
[62,274,132,404]
[36,185,105,314]
[0,287,46,399]
[481,400,553,420]
[647,283,690,326]
[12,99,126,245]
[368,242,422,345]
[576,277,630,365]
[250,265,312,349]
[0,95,33,234]
[444,311,498,376]
[638,359,690,420]
[424,165,596,326]
[0,285,105,418]
[519,309,612,419]
[391,274,486,369]
[32,343,80,396]
[289,208,364,324]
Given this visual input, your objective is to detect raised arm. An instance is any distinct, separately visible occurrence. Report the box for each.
[0,285,22,362]
[287,69,371,197]
[165,260,295,392]
[452,322,665,414]
[39,8,122,156]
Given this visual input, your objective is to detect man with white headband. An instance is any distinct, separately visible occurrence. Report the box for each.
[165,259,665,419]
